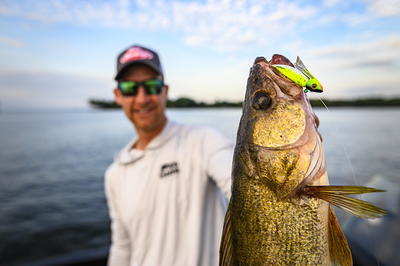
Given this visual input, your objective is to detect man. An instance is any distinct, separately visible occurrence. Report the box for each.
[105,44,233,266]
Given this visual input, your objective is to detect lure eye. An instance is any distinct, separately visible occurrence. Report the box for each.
[252,91,271,110]
[312,84,317,89]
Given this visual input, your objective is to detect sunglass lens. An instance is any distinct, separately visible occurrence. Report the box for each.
[144,80,163,94]
[118,80,163,96]
[119,81,137,95]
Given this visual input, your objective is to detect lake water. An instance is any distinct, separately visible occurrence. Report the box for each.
[0,108,399,265]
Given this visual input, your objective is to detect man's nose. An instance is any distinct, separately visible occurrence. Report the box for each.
[135,86,150,104]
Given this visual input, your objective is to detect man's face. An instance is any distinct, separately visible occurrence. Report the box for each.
[114,64,168,133]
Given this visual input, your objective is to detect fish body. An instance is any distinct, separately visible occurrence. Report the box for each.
[272,56,324,93]
[219,55,385,266]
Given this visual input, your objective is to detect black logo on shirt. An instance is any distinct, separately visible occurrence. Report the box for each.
[160,162,179,178]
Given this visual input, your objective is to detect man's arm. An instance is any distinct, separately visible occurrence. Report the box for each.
[202,128,234,199]
[104,168,131,266]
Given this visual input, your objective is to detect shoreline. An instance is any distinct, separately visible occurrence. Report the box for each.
[89,97,400,109]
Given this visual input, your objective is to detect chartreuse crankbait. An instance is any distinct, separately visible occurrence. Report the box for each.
[273,56,323,93]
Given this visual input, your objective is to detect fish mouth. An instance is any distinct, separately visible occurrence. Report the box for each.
[253,54,294,67]
[270,54,294,67]
[254,56,269,64]
[251,54,303,99]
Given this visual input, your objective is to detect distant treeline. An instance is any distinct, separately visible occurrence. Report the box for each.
[89,97,400,109]
[88,97,242,109]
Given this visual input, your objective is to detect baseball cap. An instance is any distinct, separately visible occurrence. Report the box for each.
[114,45,164,81]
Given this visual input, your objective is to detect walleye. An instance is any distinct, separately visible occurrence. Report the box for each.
[219,54,385,266]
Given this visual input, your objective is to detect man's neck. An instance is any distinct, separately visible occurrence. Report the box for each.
[134,119,167,150]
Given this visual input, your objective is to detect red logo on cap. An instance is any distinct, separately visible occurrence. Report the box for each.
[120,47,154,64]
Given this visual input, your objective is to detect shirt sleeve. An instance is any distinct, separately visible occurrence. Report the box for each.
[104,166,131,266]
[202,128,234,199]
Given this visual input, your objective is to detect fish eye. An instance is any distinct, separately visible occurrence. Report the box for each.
[252,91,271,110]
[312,84,317,89]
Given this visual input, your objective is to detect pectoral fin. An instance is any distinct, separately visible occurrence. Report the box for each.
[219,200,233,266]
[304,185,386,218]
[328,206,352,266]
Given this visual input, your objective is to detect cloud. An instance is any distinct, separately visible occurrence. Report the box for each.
[296,35,400,99]
[323,0,341,7]
[0,0,171,29]
[308,35,400,70]
[0,69,112,109]
[0,36,25,47]
[0,0,318,51]
[1,0,399,103]
[1,0,399,51]
[175,1,319,51]
[350,58,395,68]
[329,84,400,98]
[335,0,400,26]
[366,0,400,17]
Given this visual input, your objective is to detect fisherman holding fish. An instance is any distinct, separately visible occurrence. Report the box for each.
[104,44,233,266]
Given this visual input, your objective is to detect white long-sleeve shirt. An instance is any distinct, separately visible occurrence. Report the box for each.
[105,120,233,266]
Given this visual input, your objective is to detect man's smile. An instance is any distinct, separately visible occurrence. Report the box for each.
[132,105,156,116]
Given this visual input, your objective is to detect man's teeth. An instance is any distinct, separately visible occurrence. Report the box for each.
[137,107,152,113]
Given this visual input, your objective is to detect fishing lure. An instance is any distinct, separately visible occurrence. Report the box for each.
[273,56,323,93]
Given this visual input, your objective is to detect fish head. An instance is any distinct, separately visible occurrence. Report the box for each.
[236,55,320,198]
[240,55,317,148]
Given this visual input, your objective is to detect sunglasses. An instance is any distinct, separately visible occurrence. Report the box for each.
[118,79,164,96]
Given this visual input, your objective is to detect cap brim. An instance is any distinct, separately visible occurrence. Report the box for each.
[114,60,163,80]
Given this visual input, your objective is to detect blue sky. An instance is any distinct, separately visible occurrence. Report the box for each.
[0,0,400,110]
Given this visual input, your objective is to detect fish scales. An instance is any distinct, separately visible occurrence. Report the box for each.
[233,176,329,265]
[220,55,386,266]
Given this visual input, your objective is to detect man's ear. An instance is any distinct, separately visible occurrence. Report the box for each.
[113,88,122,106]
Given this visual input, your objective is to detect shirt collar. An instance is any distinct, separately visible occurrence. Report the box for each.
[115,119,178,165]
[146,119,177,150]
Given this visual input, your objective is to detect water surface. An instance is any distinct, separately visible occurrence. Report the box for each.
[0,108,399,265]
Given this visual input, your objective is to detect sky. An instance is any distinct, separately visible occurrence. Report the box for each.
[0,0,400,110]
